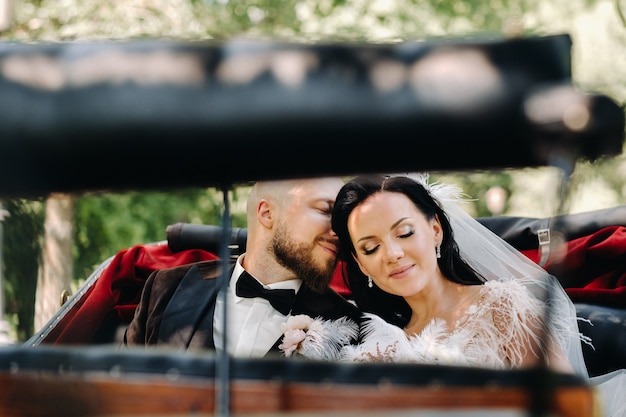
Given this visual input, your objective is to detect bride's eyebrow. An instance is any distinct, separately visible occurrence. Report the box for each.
[356,217,410,243]
[392,217,411,229]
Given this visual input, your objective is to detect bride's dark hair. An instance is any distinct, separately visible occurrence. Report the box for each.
[331,174,484,328]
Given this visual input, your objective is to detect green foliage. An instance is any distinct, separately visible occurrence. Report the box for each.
[3,0,585,43]
[2,199,44,340]
[2,186,247,341]
[431,171,515,217]
[73,187,247,282]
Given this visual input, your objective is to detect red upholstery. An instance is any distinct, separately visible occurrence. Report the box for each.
[521,226,626,308]
[330,262,349,297]
[44,243,217,345]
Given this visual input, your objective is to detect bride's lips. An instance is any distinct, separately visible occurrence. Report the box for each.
[389,264,414,278]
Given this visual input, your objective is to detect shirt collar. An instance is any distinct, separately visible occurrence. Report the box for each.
[231,254,302,301]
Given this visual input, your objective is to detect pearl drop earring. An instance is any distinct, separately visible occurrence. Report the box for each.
[436,245,441,259]
[367,276,373,288]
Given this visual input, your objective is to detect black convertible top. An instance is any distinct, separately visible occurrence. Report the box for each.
[0,33,623,197]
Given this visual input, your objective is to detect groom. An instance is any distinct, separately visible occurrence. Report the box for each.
[124,177,360,357]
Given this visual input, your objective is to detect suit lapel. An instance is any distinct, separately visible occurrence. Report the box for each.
[159,264,231,349]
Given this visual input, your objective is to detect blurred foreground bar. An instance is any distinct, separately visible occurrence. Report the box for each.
[0,345,597,417]
[0,34,623,197]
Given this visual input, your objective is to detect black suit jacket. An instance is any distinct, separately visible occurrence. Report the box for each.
[124,259,361,354]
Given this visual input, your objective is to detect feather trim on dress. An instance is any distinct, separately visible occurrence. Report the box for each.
[338,279,571,369]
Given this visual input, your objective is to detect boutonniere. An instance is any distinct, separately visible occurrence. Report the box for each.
[278,314,359,360]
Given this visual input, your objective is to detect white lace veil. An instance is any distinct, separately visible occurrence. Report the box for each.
[406,172,590,378]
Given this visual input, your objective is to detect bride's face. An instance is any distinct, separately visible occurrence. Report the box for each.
[348,191,442,297]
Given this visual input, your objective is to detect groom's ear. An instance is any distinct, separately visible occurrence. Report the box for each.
[257,200,274,228]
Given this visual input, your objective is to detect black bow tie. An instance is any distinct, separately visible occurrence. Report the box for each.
[235,271,296,315]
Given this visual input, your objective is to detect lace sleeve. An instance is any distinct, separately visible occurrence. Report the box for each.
[482,279,565,369]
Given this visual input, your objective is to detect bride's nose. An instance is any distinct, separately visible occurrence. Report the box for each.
[383,240,403,263]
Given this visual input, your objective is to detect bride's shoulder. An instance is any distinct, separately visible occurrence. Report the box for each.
[481,278,536,303]
[479,279,544,325]
[479,279,545,320]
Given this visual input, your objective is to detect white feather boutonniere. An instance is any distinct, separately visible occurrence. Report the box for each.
[278,314,358,360]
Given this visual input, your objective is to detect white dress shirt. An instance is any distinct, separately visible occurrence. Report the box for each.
[213,255,302,357]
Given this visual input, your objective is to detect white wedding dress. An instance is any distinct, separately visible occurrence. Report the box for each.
[332,279,625,417]
[339,279,563,369]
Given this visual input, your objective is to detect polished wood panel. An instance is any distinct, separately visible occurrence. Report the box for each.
[0,371,599,417]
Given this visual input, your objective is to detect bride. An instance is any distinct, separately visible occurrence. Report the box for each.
[279,173,625,416]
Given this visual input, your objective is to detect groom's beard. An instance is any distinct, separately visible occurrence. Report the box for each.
[271,228,337,294]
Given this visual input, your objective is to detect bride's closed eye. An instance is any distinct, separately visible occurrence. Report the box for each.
[362,245,379,256]
[398,230,415,239]
[360,229,415,256]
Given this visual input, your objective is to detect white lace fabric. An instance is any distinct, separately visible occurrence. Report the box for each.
[339,279,557,369]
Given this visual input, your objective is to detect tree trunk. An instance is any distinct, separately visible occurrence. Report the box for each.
[34,194,74,333]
